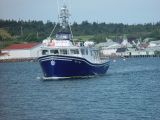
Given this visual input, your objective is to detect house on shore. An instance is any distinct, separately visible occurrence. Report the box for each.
[96,40,121,56]
[148,40,160,47]
[0,42,42,60]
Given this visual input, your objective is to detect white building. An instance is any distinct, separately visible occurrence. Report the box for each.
[96,40,121,56]
[148,40,160,47]
[121,38,133,48]
[0,43,42,60]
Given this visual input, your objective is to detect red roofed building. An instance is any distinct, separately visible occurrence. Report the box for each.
[3,43,40,50]
[0,42,42,60]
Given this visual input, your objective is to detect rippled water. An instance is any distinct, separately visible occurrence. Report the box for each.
[0,58,160,120]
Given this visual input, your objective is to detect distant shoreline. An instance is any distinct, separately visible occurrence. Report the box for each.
[0,58,37,63]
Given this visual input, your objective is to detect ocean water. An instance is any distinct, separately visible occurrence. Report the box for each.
[0,57,160,120]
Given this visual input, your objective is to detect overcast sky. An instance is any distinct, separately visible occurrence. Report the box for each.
[0,0,160,24]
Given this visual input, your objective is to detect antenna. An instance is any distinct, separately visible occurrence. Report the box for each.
[69,23,73,38]
[59,4,70,30]
[49,23,58,38]
[48,0,73,39]
[62,0,66,5]
[56,0,60,23]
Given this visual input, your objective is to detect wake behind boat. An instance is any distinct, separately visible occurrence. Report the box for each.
[38,4,110,80]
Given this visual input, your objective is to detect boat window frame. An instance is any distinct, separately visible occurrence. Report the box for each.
[70,49,79,55]
[56,33,71,40]
[59,49,68,55]
[50,49,59,55]
[80,48,85,55]
[42,49,49,55]
[86,49,88,55]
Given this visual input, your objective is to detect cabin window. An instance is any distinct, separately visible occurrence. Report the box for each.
[91,51,96,56]
[70,49,79,54]
[60,49,68,55]
[86,49,88,55]
[42,50,48,55]
[81,49,85,55]
[56,33,71,40]
[50,49,59,54]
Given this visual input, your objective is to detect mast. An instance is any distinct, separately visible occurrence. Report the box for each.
[59,5,70,31]
[48,3,73,40]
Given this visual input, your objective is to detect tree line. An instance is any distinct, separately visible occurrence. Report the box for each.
[0,19,160,44]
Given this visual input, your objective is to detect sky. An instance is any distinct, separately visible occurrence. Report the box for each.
[0,0,160,24]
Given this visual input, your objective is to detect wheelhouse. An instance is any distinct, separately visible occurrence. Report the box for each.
[56,32,72,40]
[40,47,102,63]
[41,47,93,56]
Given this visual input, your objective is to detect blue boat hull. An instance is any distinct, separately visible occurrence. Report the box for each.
[38,55,110,79]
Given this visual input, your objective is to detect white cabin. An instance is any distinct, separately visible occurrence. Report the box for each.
[39,45,105,64]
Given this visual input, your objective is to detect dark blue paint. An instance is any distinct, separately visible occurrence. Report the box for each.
[38,55,109,78]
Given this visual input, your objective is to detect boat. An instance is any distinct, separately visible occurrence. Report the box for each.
[38,4,110,80]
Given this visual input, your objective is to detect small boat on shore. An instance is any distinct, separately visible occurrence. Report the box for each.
[38,4,110,80]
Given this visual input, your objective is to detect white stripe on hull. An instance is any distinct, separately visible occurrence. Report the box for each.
[39,55,110,67]
[43,75,95,80]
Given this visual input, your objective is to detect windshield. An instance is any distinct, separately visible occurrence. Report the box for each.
[56,33,71,40]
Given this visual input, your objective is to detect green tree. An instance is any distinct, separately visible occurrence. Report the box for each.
[0,29,12,40]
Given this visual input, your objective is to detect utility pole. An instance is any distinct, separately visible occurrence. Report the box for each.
[37,32,39,39]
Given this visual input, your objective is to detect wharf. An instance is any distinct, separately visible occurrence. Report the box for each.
[124,55,160,58]
[100,54,160,60]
